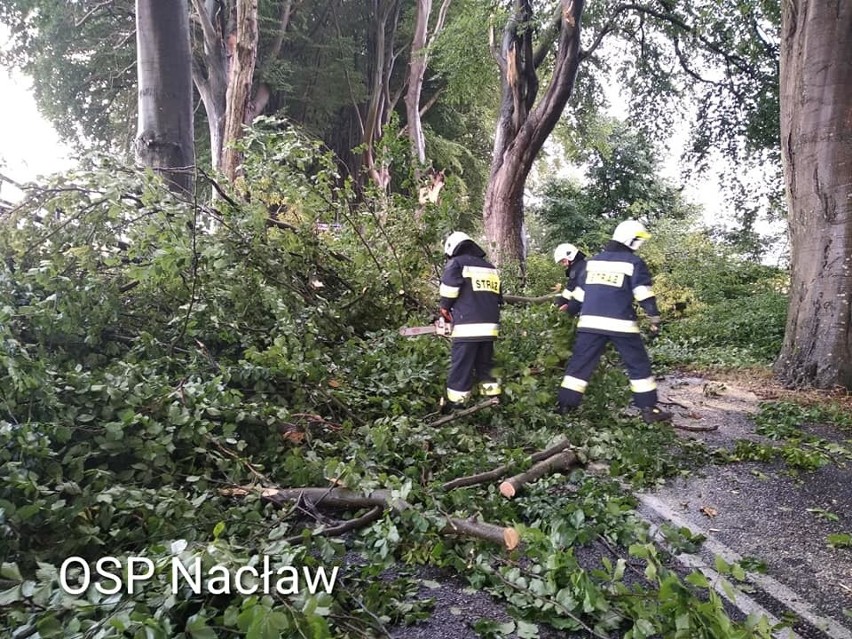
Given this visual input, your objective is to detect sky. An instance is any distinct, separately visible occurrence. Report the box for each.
[0,25,74,203]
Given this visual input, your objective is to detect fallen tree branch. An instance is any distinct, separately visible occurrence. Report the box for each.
[499,451,579,499]
[223,485,521,550]
[502,293,555,305]
[673,422,719,432]
[430,397,499,427]
[442,437,573,491]
[286,506,384,544]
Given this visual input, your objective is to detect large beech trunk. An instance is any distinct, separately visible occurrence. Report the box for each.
[484,0,584,267]
[775,0,852,388]
[134,0,195,193]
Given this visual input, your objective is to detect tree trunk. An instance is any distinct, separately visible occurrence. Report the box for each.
[775,0,852,389]
[190,0,229,173]
[134,0,195,193]
[405,0,432,166]
[484,0,584,268]
[362,0,402,191]
[221,0,259,183]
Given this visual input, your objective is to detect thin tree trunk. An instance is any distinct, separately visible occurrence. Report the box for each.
[406,0,432,166]
[483,0,584,268]
[221,0,259,183]
[135,0,195,193]
[775,0,852,389]
[191,0,228,172]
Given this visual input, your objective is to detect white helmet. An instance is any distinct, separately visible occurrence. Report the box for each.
[444,231,472,257]
[553,243,580,264]
[612,219,651,250]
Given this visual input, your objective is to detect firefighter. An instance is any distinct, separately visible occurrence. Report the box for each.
[439,231,502,412]
[553,242,587,313]
[557,220,673,423]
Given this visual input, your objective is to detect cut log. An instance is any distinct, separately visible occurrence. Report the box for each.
[223,485,522,551]
[499,451,579,499]
[443,518,520,550]
[442,437,572,491]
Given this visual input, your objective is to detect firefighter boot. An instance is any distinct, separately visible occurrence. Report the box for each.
[440,398,463,415]
[641,406,673,424]
[555,403,577,416]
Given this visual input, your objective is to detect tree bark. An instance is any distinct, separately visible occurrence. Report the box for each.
[484,0,584,268]
[190,0,229,173]
[404,0,450,169]
[223,485,521,550]
[406,0,432,167]
[221,0,260,183]
[362,0,402,191]
[134,0,195,193]
[775,0,852,389]
[442,437,572,491]
[499,451,579,499]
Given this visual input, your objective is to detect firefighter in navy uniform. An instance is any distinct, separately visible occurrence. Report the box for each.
[552,243,587,312]
[439,232,502,412]
[557,220,673,424]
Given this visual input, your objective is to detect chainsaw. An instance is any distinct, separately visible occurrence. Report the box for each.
[399,316,453,337]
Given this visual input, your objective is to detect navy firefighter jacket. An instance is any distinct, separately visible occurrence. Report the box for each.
[554,252,587,310]
[439,249,501,341]
[566,241,660,334]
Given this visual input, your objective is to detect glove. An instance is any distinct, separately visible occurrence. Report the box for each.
[648,316,661,338]
[439,308,453,323]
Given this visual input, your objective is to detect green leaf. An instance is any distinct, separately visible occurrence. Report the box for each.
[516,620,539,638]
[1,563,23,581]
[827,533,852,549]
[186,616,218,639]
[247,610,289,639]
[0,586,22,605]
[685,571,710,589]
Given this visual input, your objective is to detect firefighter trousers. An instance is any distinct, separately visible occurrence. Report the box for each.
[558,331,657,409]
[446,340,501,404]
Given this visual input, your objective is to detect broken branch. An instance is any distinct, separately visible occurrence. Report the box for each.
[430,397,499,427]
[442,437,573,491]
[499,451,579,499]
[224,485,521,550]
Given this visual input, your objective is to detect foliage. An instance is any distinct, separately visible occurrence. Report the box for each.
[714,402,852,474]
[0,126,788,637]
[532,119,700,250]
[627,217,788,369]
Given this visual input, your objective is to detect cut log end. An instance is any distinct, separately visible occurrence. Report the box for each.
[503,527,521,550]
[499,481,516,499]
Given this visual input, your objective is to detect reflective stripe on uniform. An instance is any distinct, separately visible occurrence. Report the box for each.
[447,388,472,403]
[586,260,634,276]
[560,376,588,392]
[462,266,499,278]
[561,288,573,299]
[479,381,502,396]
[439,283,460,298]
[633,285,655,301]
[629,377,657,393]
[452,322,499,338]
[572,286,585,302]
[577,315,640,333]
